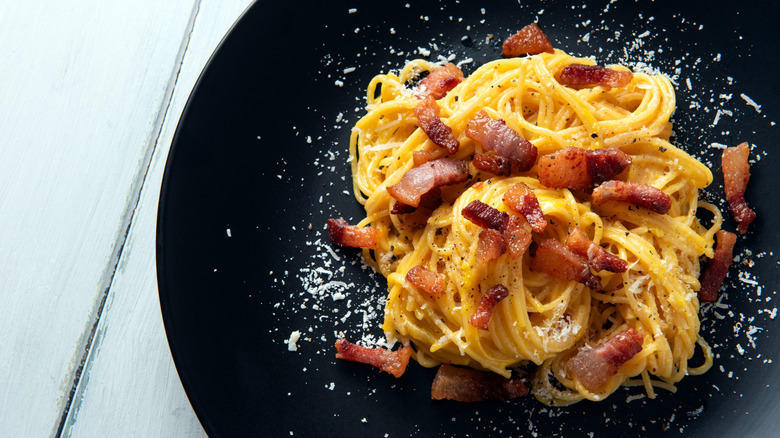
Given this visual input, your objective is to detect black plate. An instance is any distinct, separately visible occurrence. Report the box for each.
[157,1,780,436]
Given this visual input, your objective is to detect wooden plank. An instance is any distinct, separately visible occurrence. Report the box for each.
[60,1,254,436]
[0,1,198,435]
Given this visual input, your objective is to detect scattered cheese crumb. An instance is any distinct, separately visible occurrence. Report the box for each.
[332,291,346,301]
[287,330,301,351]
[740,93,762,113]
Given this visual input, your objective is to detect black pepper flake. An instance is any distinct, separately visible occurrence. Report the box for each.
[659,146,667,152]
[591,133,598,138]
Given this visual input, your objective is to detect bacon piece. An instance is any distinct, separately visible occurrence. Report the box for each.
[531,239,601,290]
[473,153,512,176]
[502,183,547,233]
[722,142,755,234]
[390,187,442,215]
[469,284,510,329]
[591,180,671,214]
[558,64,633,88]
[327,218,379,249]
[587,149,632,184]
[537,148,588,190]
[416,63,464,100]
[537,148,631,190]
[334,338,412,378]
[462,200,509,231]
[387,158,469,208]
[566,328,644,391]
[502,23,554,57]
[431,364,529,402]
[412,150,435,167]
[477,229,507,263]
[566,228,627,273]
[390,201,416,215]
[406,265,446,295]
[503,216,533,259]
[415,96,460,154]
[465,111,538,171]
[698,230,737,302]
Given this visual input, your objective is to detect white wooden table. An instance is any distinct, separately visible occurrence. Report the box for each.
[0,1,253,435]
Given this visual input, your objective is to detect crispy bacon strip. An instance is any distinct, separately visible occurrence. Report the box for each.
[502,183,547,233]
[462,200,509,231]
[390,201,416,215]
[722,142,755,234]
[406,265,446,295]
[538,148,588,190]
[503,216,533,259]
[390,187,442,215]
[477,229,507,263]
[416,63,464,100]
[415,96,460,154]
[502,23,554,57]
[531,239,601,290]
[387,158,468,208]
[431,364,529,402]
[566,328,644,391]
[566,228,627,273]
[412,150,436,167]
[558,64,633,88]
[473,153,512,176]
[334,338,412,378]
[537,148,631,190]
[591,180,671,214]
[698,230,737,302]
[587,148,632,184]
[465,111,538,171]
[327,218,379,249]
[469,284,510,329]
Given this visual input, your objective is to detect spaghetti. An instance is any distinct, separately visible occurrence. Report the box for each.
[347,50,719,405]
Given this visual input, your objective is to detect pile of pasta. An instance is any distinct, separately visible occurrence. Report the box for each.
[341,45,723,405]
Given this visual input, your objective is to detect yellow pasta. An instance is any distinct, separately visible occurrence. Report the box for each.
[348,50,718,405]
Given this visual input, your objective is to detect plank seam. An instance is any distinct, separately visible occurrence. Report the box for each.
[54,1,203,436]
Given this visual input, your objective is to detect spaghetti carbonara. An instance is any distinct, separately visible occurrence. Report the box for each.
[346,48,719,405]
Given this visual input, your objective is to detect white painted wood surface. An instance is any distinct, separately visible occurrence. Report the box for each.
[0,0,253,435]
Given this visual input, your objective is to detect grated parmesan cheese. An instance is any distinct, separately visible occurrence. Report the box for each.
[287,330,301,351]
